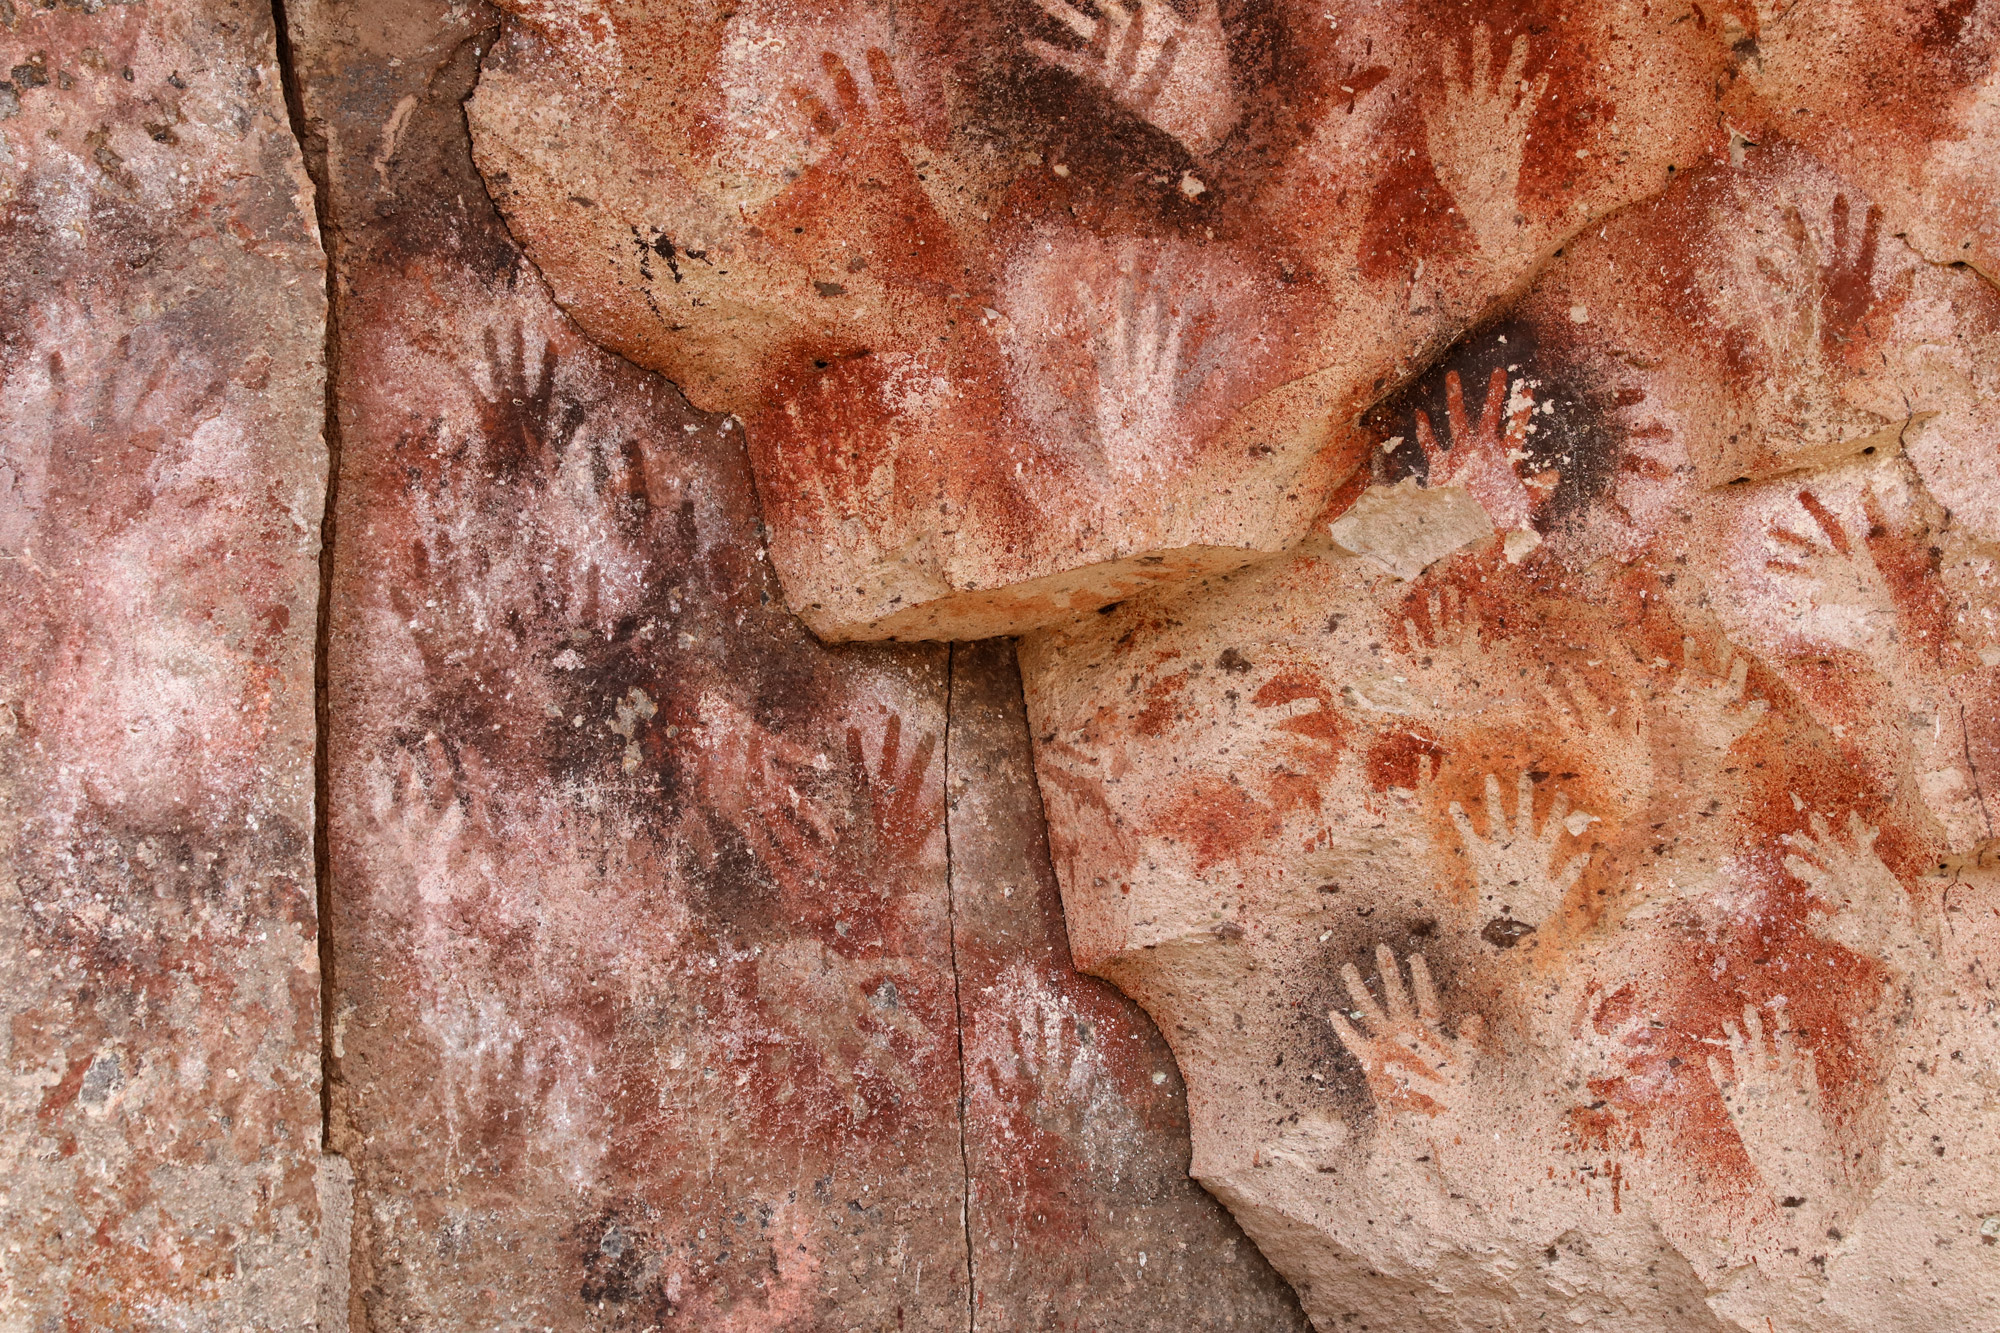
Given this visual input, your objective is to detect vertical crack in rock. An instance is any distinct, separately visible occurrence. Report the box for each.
[944,644,977,1333]
[269,4,358,1321]
[266,0,343,1148]
[945,637,1310,1326]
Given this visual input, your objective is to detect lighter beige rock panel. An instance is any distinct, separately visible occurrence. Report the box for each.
[1021,142,2000,1331]
[463,0,1726,639]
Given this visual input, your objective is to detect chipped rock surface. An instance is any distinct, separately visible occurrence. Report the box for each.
[0,0,329,1328]
[462,0,1727,640]
[295,4,963,1325]
[1021,138,2000,1330]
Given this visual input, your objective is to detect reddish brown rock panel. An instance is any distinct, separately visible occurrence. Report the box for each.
[947,638,1310,1329]
[292,2,966,1327]
[1719,0,2000,280]
[0,0,329,1327]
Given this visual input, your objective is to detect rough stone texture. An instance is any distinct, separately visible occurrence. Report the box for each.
[1720,0,2000,280]
[1020,137,2000,1330]
[11,0,2000,1329]
[287,2,1297,1327]
[947,638,1310,1329]
[293,5,965,1326]
[0,1,329,1328]
[461,0,1728,640]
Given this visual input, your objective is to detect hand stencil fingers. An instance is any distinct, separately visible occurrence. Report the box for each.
[1795,490,1855,557]
[790,87,839,138]
[1328,1008,1369,1063]
[1024,37,1096,81]
[1515,771,1535,839]
[1415,409,1446,471]
[1741,1005,1767,1065]
[1156,302,1183,382]
[1128,287,1161,366]
[1544,791,1571,842]
[1444,370,1470,449]
[422,734,456,808]
[1679,637,1700,681]
[821,53,864,118]
[877,714,902,788]
[1449,800,1478,850]
[478,326,504,399]
[1526,65,1551,111]
[1785,821,1829,860]
[1111,2,1148,84]
[1342,962,1386,1027]
[1783,853,1832,900]
[1377,943,1411,1021]
[392,747,425,813]
[1764,525,1822,566]
[1481,367,1512,444]
[864,48,914,127]
[1466,25,1491,92]
[1031,0,1100,42]
[1409,952,1440,1024]
[1499,33,1529,95]
[1723,1018,1747,1078]
[1483,772,1507,839]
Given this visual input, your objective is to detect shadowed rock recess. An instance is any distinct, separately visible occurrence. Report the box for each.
[2,0,1998,1330]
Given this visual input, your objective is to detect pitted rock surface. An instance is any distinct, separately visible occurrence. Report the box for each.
[4,1,2000,1330]
[286,0,1303,1326]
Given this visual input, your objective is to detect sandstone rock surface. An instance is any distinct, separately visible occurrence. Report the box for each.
[289,1,1300,1326]
[1020,138,2000,1330]
[7,0,2000,1329]
[0,1,329,1328]
[1720,0,2000,280]
[294,6,965,1324]
[463,0,1728,640]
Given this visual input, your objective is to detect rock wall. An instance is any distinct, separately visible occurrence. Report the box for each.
[4,0,2000,1330]
[1017,77,2000,1333]
[0,1,331,1327]
[286,0,1302,1327]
